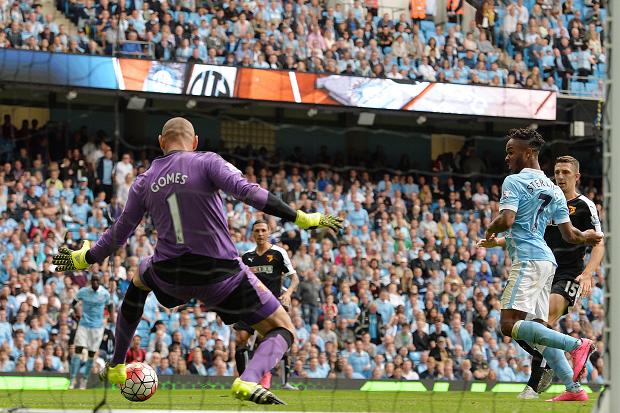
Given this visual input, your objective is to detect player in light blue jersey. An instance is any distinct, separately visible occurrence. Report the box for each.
[69,275,112,389]
[480,128,602,402]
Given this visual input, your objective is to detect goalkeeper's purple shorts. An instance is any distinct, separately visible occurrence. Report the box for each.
[138,253,280,325]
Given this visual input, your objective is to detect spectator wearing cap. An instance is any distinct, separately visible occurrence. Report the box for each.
[190,36,207,62]
[75,176,94,202]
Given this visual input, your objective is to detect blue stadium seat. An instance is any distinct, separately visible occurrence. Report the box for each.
[66,222,80,238]
[174,11,189,21]
[495,6,505,21]
[409,352,421,363]
[570,80,585,96]
[189,12,200,25]
[585,78,599,96]
[136,320,151,347]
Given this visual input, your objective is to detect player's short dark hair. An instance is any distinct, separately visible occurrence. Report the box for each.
[555,155,580,172]
[251,219,268,230]
[506,128,545,151]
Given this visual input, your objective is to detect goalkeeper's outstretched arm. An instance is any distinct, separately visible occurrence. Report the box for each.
[53,179,146,270]
[208,153,343,231]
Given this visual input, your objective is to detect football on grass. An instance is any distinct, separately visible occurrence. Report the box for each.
[119,362,158,402]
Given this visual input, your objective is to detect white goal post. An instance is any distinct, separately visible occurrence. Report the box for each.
[598,0,617,411]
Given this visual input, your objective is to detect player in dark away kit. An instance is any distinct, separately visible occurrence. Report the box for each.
[235,219,299,390]
[52,117,342,404]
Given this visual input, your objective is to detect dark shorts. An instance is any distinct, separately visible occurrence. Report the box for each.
[551,275,581,312]
[233,321,255,335]
[139,254,280,325]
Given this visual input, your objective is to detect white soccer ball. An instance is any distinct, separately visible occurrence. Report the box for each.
[119,362,158,402]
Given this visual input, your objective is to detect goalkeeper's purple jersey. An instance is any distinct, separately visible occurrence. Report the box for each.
[89,151,268,263]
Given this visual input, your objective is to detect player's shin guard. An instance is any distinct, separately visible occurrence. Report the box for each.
[542,346,581,392]
[235,347,249,375]
[512,320,580,352]
[240,328,293,383]
[112,283,148,365]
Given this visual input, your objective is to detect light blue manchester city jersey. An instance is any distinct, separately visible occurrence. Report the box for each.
[499,168,570,264]
[76,286,111,329]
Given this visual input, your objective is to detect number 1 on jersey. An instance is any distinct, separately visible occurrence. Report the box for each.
[533,193,552,231]
[166,193,185,244]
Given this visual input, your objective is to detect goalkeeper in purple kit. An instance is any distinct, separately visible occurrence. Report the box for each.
[53,117,342,404]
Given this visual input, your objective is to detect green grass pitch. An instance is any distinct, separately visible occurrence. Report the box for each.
[0,389,596,412]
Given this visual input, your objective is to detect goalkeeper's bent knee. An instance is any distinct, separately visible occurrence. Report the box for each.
[121,282,149,324]
[263,327,294,349]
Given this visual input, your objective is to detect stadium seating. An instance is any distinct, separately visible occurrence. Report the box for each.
[0,0,607,97]
[0,118,605,383]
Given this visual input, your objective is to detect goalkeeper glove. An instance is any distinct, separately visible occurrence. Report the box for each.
[294,211,343,231]
[52,240,91,271]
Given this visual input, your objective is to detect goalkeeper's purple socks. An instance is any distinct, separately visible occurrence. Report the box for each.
[112,283,149,365]
[112,310,140,365]
[240,331,289,383]
[112,302,140,366]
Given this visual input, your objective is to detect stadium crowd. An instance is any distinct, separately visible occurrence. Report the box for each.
[0,0,607,95]
[0,116,606,384]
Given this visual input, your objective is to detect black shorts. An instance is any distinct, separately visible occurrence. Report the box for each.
[233,321,255,335]
[551,276,581,312]
[140,254,279,325]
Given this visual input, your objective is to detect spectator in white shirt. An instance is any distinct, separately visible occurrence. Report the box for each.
[386,64,404,79]
[114,153,133,187]
[418,56,436,81]
[516,0,529,25]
